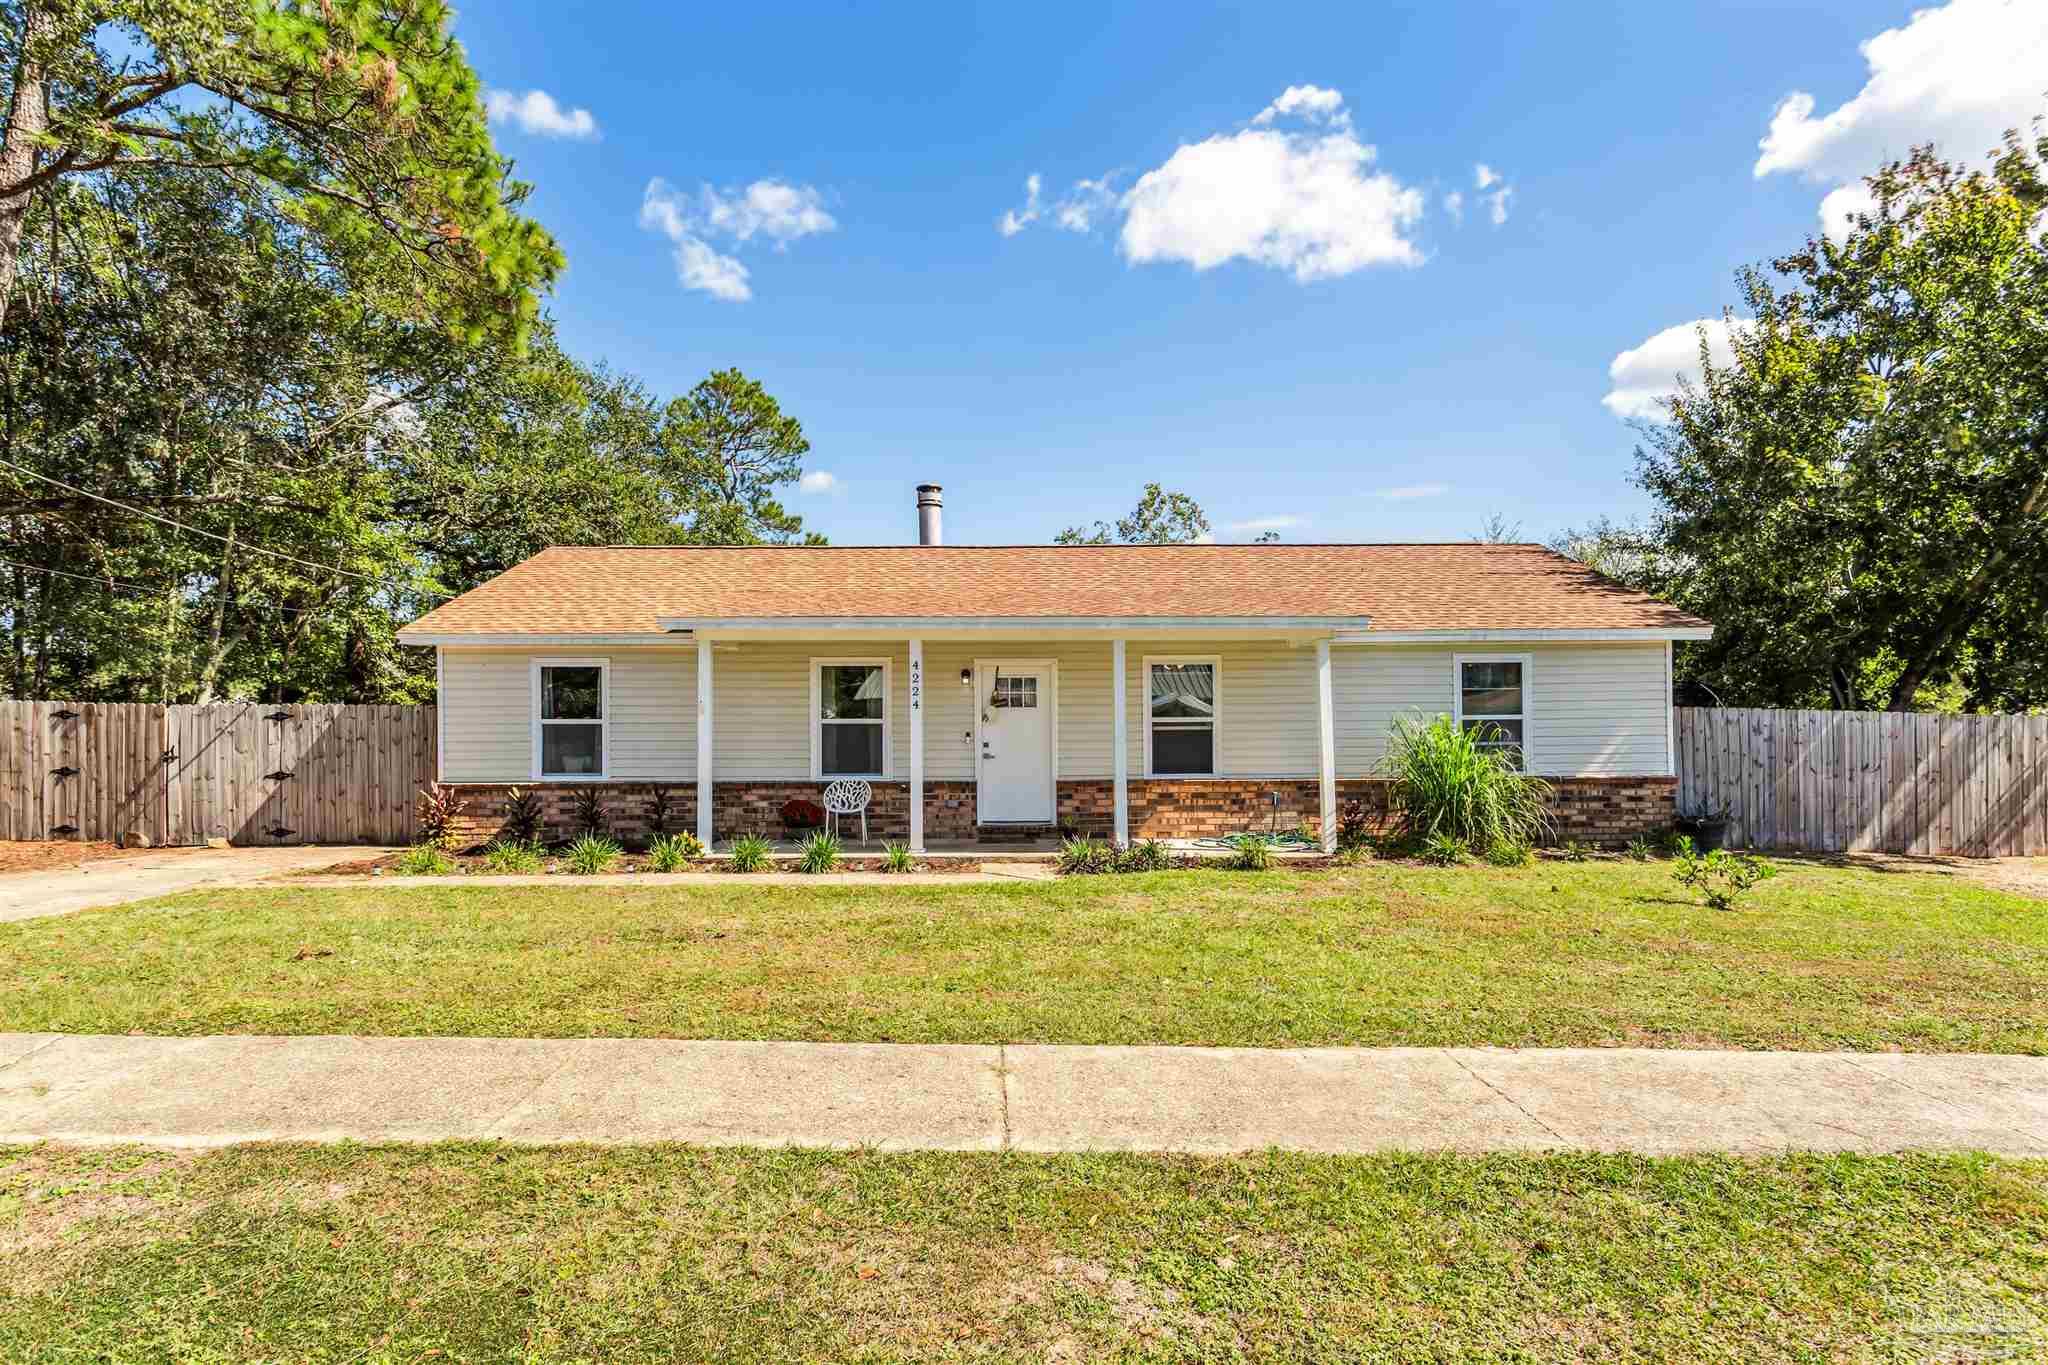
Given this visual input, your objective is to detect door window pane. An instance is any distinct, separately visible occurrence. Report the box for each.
[542,724,603,775]
[542,666,603,720]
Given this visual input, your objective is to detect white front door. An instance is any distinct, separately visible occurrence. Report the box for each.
[976,663,1054,823]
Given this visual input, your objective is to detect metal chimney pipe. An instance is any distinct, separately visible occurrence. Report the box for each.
[916,484,943,545]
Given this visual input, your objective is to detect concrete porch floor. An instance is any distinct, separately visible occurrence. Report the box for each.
[746,837,1325,861]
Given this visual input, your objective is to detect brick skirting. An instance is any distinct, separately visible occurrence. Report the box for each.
[1058,776,1675,845]
[441,775,1676,849]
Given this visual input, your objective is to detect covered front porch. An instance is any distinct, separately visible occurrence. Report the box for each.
[679,628,1343,853]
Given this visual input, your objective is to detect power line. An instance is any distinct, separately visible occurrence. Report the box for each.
[0,556,341,618]
[0,456,447,599]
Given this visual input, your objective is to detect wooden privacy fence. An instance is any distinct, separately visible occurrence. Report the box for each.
[0,702,436,846]
[1676,707,2048,857]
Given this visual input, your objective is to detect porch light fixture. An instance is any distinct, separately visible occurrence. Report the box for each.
[959,667,972,688]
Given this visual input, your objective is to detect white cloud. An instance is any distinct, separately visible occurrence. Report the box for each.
[1226,514,1305,533]
[1119,87,1426,280]
[998,173,1043,236]
[702,181,836,245]
[484,88,599,140]
[1442,190,1463,223]
[1818,182,1880,242]
[798,470,839,494]
[1467,163,1513,225]
[1374,483,1449,500]
[999,172,1118,236]
[1602,317,1747,420]
[1253,84,1350,128]
[639,177,833,302]
[1754,0,2048,222]
[1053,176,1117,232]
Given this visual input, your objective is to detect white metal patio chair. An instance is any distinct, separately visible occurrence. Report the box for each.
[822,778,872,845]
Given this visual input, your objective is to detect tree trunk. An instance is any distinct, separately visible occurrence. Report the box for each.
[0,5,54,334]
[1887,460,2048,710]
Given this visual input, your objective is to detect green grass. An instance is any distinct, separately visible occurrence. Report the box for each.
[2,1143,2042,1361]
[1,861,2042,1050]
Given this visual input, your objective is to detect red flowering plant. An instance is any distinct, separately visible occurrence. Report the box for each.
[780,798,826,831]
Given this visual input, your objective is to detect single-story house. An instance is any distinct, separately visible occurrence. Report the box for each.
[395,486,1711,851]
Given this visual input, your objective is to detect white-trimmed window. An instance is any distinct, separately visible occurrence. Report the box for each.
[1453,654,1530,771]
[813,658,890,778]
[533,658,608,778]
[1145,656,1219,776]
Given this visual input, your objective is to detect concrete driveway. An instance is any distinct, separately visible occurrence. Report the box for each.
[0,846,390,923]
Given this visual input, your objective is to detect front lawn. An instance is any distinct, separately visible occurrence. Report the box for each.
[2,1143,2043,1361]
[3,860,2042,1050]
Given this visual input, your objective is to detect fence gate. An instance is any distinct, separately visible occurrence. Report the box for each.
[1,701,434,846]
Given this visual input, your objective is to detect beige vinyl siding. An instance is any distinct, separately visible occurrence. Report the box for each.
[437,637,1672,786]
[1330,642,1671,777]
[712,643,917,780]
[440,649,532,782]
[437,646,697,783]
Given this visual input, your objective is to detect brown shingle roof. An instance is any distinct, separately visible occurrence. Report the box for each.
[398,544,1708,638]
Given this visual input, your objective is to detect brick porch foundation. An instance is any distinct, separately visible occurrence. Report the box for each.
[441,776,1676,849]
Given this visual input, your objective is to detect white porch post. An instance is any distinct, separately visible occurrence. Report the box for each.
[1316,639,1337,853]
[908,637,926,852]
[1112,638,1130,846]
[696,636,714,846]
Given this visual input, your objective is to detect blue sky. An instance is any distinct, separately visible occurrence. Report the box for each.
[454,0,2045,547]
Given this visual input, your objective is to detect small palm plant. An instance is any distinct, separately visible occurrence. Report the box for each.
[726,833,773,873]
[564,835,621,875]
[1380,713,1553,858]
[395,844,456,875]
[480,839,543,873]
[880,841,916,873]
[796,830,842,874]
[1056,835,1114,875]
[647,832,703,872]
[1228,833,1278,871]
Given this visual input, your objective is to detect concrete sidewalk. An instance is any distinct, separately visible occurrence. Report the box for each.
[0,847,386,923]
[3,1033,2044,1155]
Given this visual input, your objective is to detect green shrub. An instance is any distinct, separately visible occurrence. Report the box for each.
[1380,713,1553,852]
[480,839,542,873]
[1560,839,1593,863]
[1484,837,1532,867]
[646,832,702,872]
[1228,833,1278,871]
[564,835,621,875]
[725,834,773,873]
[1418,832,1471,866]
[880,842,916,873]
[1114,839,1173,873]
[1625,836,1655,862]
[394,844,456,875]
[1057,836,1114,875]
[1672,837,1778,910]
[796,831,842,874]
